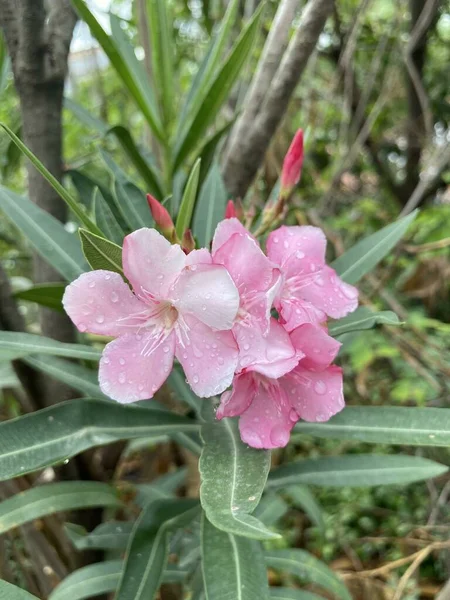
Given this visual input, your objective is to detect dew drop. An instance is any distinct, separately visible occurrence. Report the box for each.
[119,357,126,365]
[270,425,289,447]
[163,345,170,353]
[88,281,96,289]
[96,314,105,324]
[135,333,142,341]
[202,305,207,311]
[273,237,279,244]
[342,284,358,299]
[289,408,299,422]
[314,379,327,395]
[119,372,126,384]
[296,250,305,259]
[48,416,54,423]
[315,276,324,287]
[193,375,199,384]
[138,384,144,391]
[157,273,164,280]
[243,343,250,351]
[191,265,197,271]
[217,357,224,365]
[103,357,110,364]
[283,240,289,249]
[105,274,111,280]
[111,291,119,303]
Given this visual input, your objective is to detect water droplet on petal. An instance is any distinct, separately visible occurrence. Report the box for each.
[157,273,164,280]
[289,408,299,422]
[111,291,119,303]
[341,284,358,299]
[283,240,289,249]
[296,250,305,259]
[273,237,279,244]
[96,314,105,324]
[243,343,250,351]
[88,281,96,289]
[103,357,110,364]
[218,357,224,365]
[193,375,199,384]
[119,357,126,365]
[315,276,324,287]
[163,345,170,353]
[202,305,207,311]
[105,274,111,280]
[138,384,144,391]
[270,425,289,447]
[314,380,327,395]
[119,372,126,384]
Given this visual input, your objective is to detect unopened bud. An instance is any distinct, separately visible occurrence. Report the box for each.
[225,200,237,219]
[280,129,304,197]
[181,229,195,253]
[147,194,175,239]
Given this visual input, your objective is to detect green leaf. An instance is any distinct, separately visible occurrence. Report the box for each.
[14,283,65,312]
[199,412,278,540]
[329,307,401,337]
[48,560,186,600]
[294,406,450,447]
[71,0,163,139]
[114,180,152,231]
[331,211,418,284]
[94,187,126,245]
[146,0,175,126]
[178,0,239,129]
[253,493,289,527]
[201,514,270,600]
[168,366,202,413]
[0,331,101,361]
[24,355,106,399]
[0,362,19,389]
[0,398,198,480]
[266,550,351,600]
[270,589,323,600]
[0,482,121,534]
[175,158,201,238]
[284,486,324,532]
[268,454,448,489]
[192,163,228,247]
[108,125,164,198]
[79,228,123,275]
[64,97,109,135]
[197,119,235,189]
[0,123,102,235]
[116,499,198,600]
[0,580,39,600]
[0,186,88,281]
[66,169,97,208]
[65,521,133,551]
[174,5,263,169]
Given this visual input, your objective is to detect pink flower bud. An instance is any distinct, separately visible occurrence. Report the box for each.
[280,129,304,194]
[147,194,175,237]
[225,200,237,219]
[181,228,195,253]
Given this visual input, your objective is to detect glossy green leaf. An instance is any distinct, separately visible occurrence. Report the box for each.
[0,123,102,235]
[0,331,101,361]
[268,454,448,489]
[192,163,228,247]
[329,307,401,338]
[176,158,201,238]
[146,0,174,126]
[65,521,133,551]
[15,283,65,312]
[79,228,123,275]
[253,493,289,527]
[266,550,351,600]
[331,211,418,284]
[294,406,450,446]
[114,180,151,231]
[108,125,164,198]
[24,355,105,399]
[94,187,125,245]
[270,589,323,600]
[201,514,270,600]
[0,186,88,281]
[284,486,324,532]
[0,580,39,600]
[199,412,278,540]
[0,482,121,534]
[179,0,239,129]
[71,0,163,139]
[116,500,198,600]
[0,398,198,480]
[48,560,186,600]
[174,5,263,169]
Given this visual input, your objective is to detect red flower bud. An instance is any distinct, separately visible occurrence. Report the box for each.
[147,194,175,237]
[224,200,237,219]
[280,129,304,195]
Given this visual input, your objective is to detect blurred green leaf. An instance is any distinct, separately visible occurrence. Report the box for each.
[175,158,201,238]
[0,482,121,534]
[270,589,323,600]
[329,307,401,337]
[192,163,228,247]
[65,521,133,551]
[79,228,123,274]
[93,187,126,245]
[114,180,151,231]
[0,331,101,361]
[0,580,40,600]
[284,485,325,532]
[14,283,65,312]
[253,493,289,527]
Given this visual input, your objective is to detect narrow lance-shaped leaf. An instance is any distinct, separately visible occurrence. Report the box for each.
[0,398,198,480]
[331,210,418,284]
[268,454,448,489]
[79,228,124,275]
[175,158,201,238]
[0,482,121,534]
[269,590,324,600]
[201,514,270,600]
[65,521,134,551]
[265,549,351,600]
[0,580,40,600]
[0,331,101,361]
[199,407,279,540]
[284,485,325,532]
[0,123,102,235]
[114,180,152,231]
[0,186,88,281]
[329,307,401,337]
[116,499,199,600]
[192,163,228,247]
[294,406,450,447]
[94,187,126,246]
[14,283,65,312]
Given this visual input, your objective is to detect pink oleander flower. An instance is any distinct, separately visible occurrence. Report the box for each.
[280,129,304,196]
[211,218,297,372]
[63,228,239,402]
[267,225,359,331]
[217,323,344,449]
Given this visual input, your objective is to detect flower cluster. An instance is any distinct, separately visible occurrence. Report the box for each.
[63,216,358,449]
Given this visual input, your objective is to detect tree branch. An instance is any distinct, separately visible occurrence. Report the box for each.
[16,0,46,82]
[0,0,19,65]
[223,0,334,199]
[44,0,78,81]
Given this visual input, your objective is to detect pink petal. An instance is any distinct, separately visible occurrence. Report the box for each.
[290,324,341,371]
[170,264,239,330]
[236,318,299,379]
[267,226,326,277]
[185,248,212,266]
[278,296,327,330]
[298,266,359,320]
[63,270,146,336]
[212,218,256,255]
[213,232,274,294]
[282,365,344,422]
[176,316,238,397]
[123,228,186,299]
[99,330,175,403]
[239,382,297,449]
[217,372,256,419]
